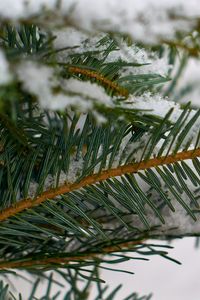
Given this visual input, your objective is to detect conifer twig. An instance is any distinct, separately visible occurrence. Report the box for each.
[0,239,143,269]
[0,148,200,222]
[163,40,200,57]
[68,66,129,97]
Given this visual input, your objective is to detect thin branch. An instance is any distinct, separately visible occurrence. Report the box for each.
[68,66,129,97]
[0,239,143,270]
[163,40,200,57]
[0,148,200,222]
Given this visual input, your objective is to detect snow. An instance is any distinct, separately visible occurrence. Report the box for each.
[0,0,199,44]
[65,156,84,183]
[17,61,53,103]
[17,61,112,112]
[16,59,199,168]
[28,157,84,198]
[61,0,200,43]
[121,92,200,155]
[124,92,196,132]
[104,42,171,77]
[102,162,200,237]
[173,59,200,108]
[0,0,57,20]
[53,31,171,89]
[124,92,182,121]
[0,49,11,85]
[53,27,88,50]
[148,184,200,237]
[62,78,112,106]
[16,61,67,110]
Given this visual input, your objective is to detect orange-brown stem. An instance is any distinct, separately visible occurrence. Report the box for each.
[0,239,143,269]
[68,66,129,97]
[0,148,200,222]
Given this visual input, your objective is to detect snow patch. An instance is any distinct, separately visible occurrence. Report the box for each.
[0,49,12,85]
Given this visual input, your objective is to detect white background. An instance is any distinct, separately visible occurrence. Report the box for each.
[14,238,200,299]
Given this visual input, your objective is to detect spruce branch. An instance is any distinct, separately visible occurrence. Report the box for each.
[0,9,200,298]
[68,66,129,97]
[163,40,200,57]
[0,239,144,270]
[0,148,199,222]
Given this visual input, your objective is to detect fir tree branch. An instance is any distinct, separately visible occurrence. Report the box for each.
[0,148,200,222]
[163,40,200,57]
[0,239,143,270]
[68,66,129,97]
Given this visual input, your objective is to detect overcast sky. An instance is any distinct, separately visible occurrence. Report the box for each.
[97,238,200,300]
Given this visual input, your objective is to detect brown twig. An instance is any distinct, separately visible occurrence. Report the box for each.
[0,148,200,222]
[163,40,200,57]
[68,66,129,97]
[0,239,143,269]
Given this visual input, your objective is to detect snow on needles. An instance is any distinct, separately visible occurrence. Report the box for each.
[124,92,200,152]
[17,61,113,113]
[0,0,200,43]
[53,30,171,77]
[126,93,182,122]
[62,0,200,43]
[104,41,171,77]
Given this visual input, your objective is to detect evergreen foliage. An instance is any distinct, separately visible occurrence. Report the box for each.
[0,2,200,298]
